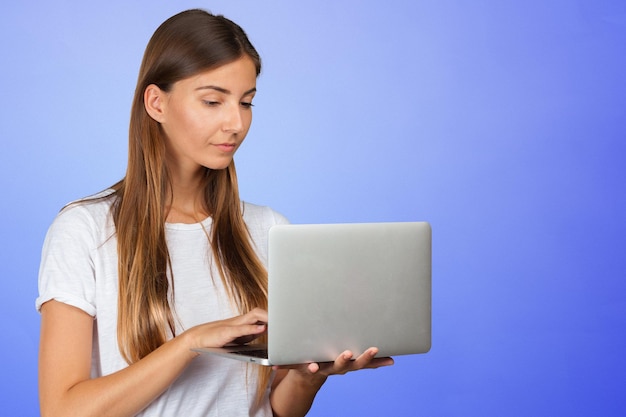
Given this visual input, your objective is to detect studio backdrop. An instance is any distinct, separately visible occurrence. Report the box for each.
[1,1,625,416]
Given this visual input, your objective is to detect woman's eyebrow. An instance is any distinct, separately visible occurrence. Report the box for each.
[195,85,257,96]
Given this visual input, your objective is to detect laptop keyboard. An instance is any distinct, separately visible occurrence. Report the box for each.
[232,348,268,359]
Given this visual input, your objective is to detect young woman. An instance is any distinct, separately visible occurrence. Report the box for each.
[36,9,393,417]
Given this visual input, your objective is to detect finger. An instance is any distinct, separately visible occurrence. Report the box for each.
[353,349,395,370]
[351,347,382,368]
[307,362,320,373]
[230,327,266,345]
[244,307,268,324]
[221,322,266,346]
[317,350,353,375]
[371,357,395,368]
[335,350,354,367]
[241,322,267,337]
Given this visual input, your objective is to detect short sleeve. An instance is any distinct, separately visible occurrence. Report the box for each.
[36,204,100,316]
[269,208,290,226]
[241,203,290,265]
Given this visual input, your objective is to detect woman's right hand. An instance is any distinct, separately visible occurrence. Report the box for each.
[39,302,269,417]
[183,307,268,356]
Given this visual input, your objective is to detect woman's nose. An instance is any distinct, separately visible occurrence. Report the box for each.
[222,105,244,133]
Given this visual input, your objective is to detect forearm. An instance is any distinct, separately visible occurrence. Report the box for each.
[40,301,269,417]
[41,333,198,417]
[270,370,327,417]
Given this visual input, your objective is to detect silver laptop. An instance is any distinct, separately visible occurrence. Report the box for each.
[192,221,431,366]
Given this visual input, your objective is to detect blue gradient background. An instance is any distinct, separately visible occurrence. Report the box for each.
[1,1,625,416]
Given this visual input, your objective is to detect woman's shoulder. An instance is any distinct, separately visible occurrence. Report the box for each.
[241,202,289,260]
[241,201,290,227]
[242,201,289,225]
[52,189,117,234]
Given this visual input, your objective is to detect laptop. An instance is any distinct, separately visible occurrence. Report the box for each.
[192,221,432,366]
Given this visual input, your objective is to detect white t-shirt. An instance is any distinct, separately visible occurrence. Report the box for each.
[36,192,289,416]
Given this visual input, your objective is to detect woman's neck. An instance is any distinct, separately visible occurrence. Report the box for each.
[166,171,209,224]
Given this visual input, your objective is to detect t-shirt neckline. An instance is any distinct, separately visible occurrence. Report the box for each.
[165,216,213,231]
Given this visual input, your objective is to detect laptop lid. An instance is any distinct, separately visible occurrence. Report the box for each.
[193,221,431,366]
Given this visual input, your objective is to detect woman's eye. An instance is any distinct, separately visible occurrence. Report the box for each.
[203,100,220,106]
[241,102,254,109]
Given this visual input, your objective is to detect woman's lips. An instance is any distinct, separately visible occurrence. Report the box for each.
[215,143,237,153]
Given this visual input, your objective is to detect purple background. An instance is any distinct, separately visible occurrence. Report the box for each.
[1,1,625,415]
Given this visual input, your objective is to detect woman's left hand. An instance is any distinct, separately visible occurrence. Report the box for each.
[270,348,393,416]
[275,347,394,381]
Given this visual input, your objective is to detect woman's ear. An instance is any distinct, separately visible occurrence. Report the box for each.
[144,84,167,123]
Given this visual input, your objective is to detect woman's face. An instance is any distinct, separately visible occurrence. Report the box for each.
[147,56,257,177]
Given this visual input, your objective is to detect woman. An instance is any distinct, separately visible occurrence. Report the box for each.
[37,9,393,417]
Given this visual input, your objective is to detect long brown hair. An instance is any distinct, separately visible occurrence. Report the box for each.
[109,9,271,401]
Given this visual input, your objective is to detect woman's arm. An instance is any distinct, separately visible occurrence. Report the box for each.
[269,368,326,417]
[39,301,268,417]
[269,348,394,417]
